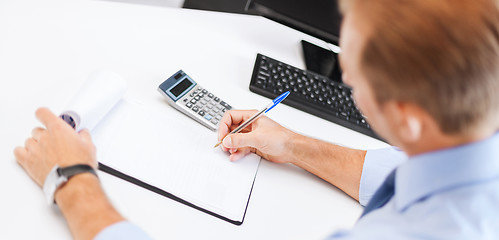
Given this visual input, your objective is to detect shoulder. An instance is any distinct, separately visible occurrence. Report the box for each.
[344,180,499,239]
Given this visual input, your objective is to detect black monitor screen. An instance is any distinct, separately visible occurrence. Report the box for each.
[246,0,342,45]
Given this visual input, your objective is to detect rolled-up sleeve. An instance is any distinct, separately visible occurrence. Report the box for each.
[94,221,152,240]
[359,147,407,206]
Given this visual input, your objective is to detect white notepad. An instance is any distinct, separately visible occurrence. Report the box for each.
[91,99,261,224]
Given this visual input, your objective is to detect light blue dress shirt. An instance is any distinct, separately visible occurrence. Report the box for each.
[95,133,499,239]
[94,221,151,240]
[329,132,499,239]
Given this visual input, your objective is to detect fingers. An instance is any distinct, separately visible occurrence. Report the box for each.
[219,110,258,138]
[31,127,44,142]
[14,146,28,165]
[222,131,262,150]
[78,129,92,143]
[218,118,230,142]
[24,138,37,151]
[35,107,59,129]
[221,110,258,127]
[228,147,251,162]
[218,110,260,150]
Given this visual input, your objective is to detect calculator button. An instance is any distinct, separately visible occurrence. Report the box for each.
[202,89,208,94]
[199,93,205,98]
[183,98,189,103]
[192,106,199,112]
[220,101,231,109]
[216,105,223,110]
[210,100,217,105]
[200,99,208,105]
[198,110,205,116]
[222,108,227,113]
[206,104,213,109]
[214,97,220,102]
[215,115,222,120]
[190,92,195,97]
[209,110,216,116]
[212,108,219,113]
[208,93,214,98]
[211,119,218,125]
[194,96,200,101]
[190,99,197,104]
[204,114,212,121]
[186,102,193,108]
[197,87,202,91]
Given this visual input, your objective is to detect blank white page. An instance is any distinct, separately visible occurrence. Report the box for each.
[91,99,261,222]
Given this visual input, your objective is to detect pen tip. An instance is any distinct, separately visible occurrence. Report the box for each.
[213,142,221,148]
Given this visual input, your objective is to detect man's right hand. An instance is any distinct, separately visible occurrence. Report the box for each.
[217,110,298,163]
[218,109,367,201]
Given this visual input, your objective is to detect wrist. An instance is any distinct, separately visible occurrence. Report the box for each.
[53,170,125,240]
[286,132,309,165]
[54,172,100,205]
[43,164,98,205]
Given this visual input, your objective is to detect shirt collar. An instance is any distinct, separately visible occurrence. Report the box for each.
[394,132,499,212]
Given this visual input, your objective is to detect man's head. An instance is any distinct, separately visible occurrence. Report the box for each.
[339,0,499,152]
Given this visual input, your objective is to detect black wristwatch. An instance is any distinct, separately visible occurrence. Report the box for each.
[42,164,98,205]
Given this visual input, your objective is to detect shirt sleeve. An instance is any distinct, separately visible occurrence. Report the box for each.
[94,221,152,240]
[358,147,407,206]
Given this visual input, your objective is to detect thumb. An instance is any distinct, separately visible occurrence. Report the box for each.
[223,132,262,149]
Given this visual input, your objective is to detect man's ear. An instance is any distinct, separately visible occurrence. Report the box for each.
[387,101,423,143]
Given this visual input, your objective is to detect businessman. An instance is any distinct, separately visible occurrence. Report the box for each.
[15,0,499,239]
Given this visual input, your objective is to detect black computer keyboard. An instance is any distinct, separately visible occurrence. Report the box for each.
[249,53,383,141]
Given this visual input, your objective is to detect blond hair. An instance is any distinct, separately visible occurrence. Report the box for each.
[341,0,499,134]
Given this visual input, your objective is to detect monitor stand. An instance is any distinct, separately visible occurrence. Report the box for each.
[301,40,343,83]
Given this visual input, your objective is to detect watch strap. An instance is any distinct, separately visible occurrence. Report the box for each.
[44,164,98,205]
[57,164,97,180]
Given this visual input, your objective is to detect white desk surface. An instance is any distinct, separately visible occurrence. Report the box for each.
[0,0,388,239]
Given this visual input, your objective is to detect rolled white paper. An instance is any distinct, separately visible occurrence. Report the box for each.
[60,70,127,132]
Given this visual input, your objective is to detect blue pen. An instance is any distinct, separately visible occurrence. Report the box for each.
[214,91,290,148]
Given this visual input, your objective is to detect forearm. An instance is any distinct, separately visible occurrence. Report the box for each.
[288,134,366,201]
[55,173,125,240]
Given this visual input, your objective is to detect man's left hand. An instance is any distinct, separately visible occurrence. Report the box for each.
[14,107,98,187]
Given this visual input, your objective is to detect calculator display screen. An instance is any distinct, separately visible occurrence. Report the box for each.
[170,78,193,97]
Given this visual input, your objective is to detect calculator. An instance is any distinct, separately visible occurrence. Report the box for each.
[158,70,232,131]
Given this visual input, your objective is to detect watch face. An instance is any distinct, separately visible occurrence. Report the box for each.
[43,165,61,205]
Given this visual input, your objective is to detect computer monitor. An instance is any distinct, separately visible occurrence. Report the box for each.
[245,0,343,82]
